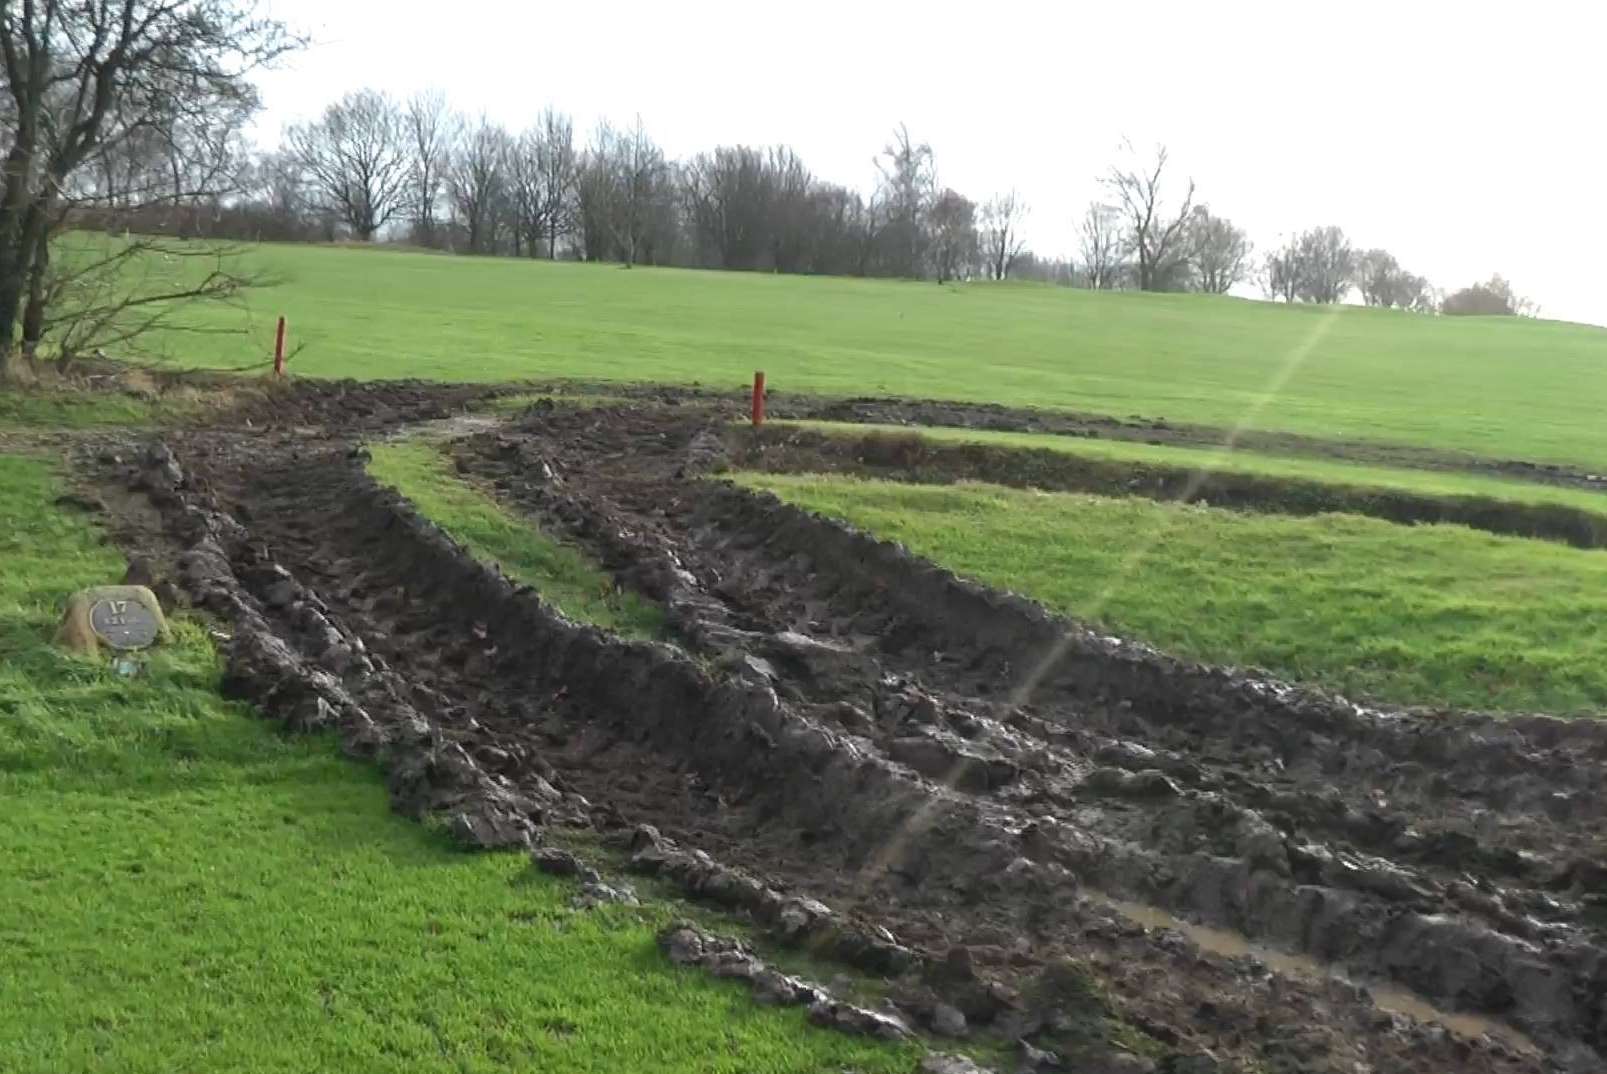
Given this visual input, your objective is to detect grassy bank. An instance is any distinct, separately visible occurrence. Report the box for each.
[735,472,1607,713]
[367,441,662,638]
[137,242,1607,468]
[778,420,1607,514]
[0,454,911,1073]
[0,389,167,430]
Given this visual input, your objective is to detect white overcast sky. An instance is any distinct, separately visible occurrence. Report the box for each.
[255,0,1607,327]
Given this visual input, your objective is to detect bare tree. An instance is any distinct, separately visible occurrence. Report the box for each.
[1186,207,1251,294]
[232,149,319,241]
[1078,202,1127,290]
[928,189,978,284]
[1261,239,1300,302]
[1291,226,1355,303]
[978,191,1027,281]
[799,183,881,277]
[505,108,578,260]
[534,109,576,259]
[1101,141,1195,291]
[766,147,813,273]
[1356,249,1433,311]
[404,90,454,247]
[1260,228,1356,304]
[875,124,936,278]
[683,145,772,270]
[506,130,544,258]
[0,0,297,376]
[591,116,667,266]
[448,117,511,254]
[574,142,612,262]
[288,89,409,241]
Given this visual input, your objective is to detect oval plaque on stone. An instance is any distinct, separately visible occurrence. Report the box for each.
[90,597,162,651]
[57,585,170,656]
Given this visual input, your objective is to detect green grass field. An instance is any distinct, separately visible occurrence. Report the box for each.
[735,473,1607,713]
[142,242,1607,468]
[0,454,912,1074]
[779,420,1607,514]
[367,441,662,638]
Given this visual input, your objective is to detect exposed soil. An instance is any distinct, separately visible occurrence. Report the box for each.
[733,424,1607,551]
[73,390,1607,1074]
[777,395,1607,495]
[499,379,1607,494]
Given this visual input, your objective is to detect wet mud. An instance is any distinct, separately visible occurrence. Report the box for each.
[78,393,1607,1074]
[501,379,1607,494]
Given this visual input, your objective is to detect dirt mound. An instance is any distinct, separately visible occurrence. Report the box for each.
[208,377,505,430]
[80,395,1607,1073]
[485,379,1607,494]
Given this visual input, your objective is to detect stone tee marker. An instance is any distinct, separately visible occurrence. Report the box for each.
[57,585,169,656]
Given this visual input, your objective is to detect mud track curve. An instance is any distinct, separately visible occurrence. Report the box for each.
[507,380,1607,494]
[460,402,1607,1069]
[94,398,1607,1074]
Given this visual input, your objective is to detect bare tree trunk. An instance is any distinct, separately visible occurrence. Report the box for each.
[0,258,30,373]
[22,223,51,364]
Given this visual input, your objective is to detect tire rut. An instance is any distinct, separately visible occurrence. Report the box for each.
[85,400,1604,1074]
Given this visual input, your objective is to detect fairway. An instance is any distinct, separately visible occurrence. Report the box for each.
[735,472,1607,713]
[148,243,1607,468]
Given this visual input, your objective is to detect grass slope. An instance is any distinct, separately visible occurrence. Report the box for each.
[0,389,164,430]
[367,441,662,638]
[0,454,910,1073]
[781,420,1607,514]
[736,473,1607,713]
[142,243,1607,468]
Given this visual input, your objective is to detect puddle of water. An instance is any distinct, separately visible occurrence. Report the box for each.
[390,414,505,442]
[1091,894,1540,1055]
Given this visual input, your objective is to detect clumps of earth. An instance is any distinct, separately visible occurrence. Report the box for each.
[71,381,1607,1074]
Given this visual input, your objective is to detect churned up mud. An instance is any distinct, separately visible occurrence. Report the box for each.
[74,388,1607,1074]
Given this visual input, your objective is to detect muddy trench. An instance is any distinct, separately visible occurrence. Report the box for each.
[80,393,1607,1074]
[734,424,1607,552]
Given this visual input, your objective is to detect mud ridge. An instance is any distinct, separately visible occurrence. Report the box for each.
[779,396,1607,495]
[449,403,1607,1068]
[500,381,1607,493]
[112,437,1184,1068]
[736,424,1607,552]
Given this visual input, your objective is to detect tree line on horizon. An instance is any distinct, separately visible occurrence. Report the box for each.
[80,87,1536,318]
[0,0,1546,384]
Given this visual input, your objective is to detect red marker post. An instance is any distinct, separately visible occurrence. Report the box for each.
[751,371,766,428]
[273,316,288,377]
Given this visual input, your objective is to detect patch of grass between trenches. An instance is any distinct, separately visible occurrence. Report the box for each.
[734,472,1607,714]
[0,453,916,1073]
[366,440,663,639]
[778,419,1607,515]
